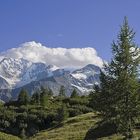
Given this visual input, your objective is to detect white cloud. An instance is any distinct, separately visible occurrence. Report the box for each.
[0,41,104,68]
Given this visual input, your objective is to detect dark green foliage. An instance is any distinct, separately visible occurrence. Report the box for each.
[31,87,54,107]
[18,89,29,105]
[39,87,54,106]
[70,89,79,98]
[48,88,53,96]
[56,105,69,122]
[40,87,47,106]
[63,96,93,117]
[0,107,16,131]
[0,88,91,138]
[59,85,66,97]
[89,71,116,118]
[31,92,40,105]
[68,108,82,117]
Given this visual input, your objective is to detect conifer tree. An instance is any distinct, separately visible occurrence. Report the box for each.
[48,88,53,97]
[90,70,116,119]
[18,89,29,105]
[92,17,140,138]
[40,87,47,106]
[57,105,69,122]
[111,17,140,138]
[71,89,79,98]
[59,85,66,97]
[31,92,40,105]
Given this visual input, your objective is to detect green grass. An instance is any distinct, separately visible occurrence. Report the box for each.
[0,132,21,140]
[30,112,99,140]
[30,112,140,140]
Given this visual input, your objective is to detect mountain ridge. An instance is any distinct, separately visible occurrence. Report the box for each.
[0,57,101,101]
[0,42,103,101]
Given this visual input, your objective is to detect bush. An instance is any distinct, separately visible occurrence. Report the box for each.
[68,108,82,117]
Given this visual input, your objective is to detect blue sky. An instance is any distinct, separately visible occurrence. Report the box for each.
[0,0,140,61]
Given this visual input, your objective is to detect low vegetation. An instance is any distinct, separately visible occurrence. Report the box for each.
[0,131,20,140]
[29,113,140,140]
[30,112,99,140]
[0,87,93,139]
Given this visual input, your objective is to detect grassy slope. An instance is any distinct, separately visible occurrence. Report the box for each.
[30,112,99,140]
[30,112,140,140]
[0,112,139,140]
[0,132,21,140]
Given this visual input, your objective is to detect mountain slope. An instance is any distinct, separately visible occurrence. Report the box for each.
[10,64,100,99]
[0,57,101,101]
[0,57,60,88]
[0,57,32,87]
[30,112,98,140]
[30,112,140,140]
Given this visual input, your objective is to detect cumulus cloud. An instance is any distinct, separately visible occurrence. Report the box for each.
[0,41,104,68]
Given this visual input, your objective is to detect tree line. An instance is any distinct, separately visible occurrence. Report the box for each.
[0,86,91,139]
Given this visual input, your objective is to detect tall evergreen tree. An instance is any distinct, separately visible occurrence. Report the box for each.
[57,105,69,122]
[111,17,140,138]
[59,85,66,97]
[40,87,47,106]
[48,88,53,97]
[71,89,79,98]
[91,17,140,138]
[31,92,40,105]
[90,70,116,119]
[18,89,29,105]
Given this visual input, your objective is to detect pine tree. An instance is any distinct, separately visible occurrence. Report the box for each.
[31,92,40,105]
[57,105,69,122]
[111,17,140,138]
[71,89,79,98]
[40,87,47,106]
[59,85,66,97]
[90,70,116,119]
[18,89,29,105]
[92,17,140,138]
[48,88,53,97]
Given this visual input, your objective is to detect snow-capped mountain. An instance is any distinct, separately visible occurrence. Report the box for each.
[0,58,100,100]
[72,64,100,83]
[0,57,60,88]
[0,57,101,101]
[0,41,104,101]
[0,57,32,88]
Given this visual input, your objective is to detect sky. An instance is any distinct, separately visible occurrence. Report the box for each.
[0,0,140,62]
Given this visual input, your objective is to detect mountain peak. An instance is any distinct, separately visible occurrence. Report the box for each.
[84,64,101,71]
